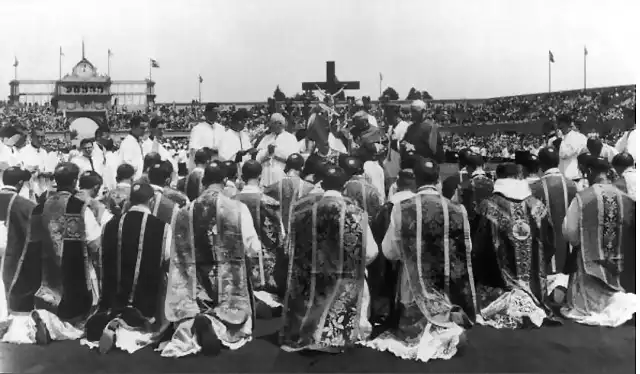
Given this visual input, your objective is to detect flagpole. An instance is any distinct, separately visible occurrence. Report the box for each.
[379,74,382,99]
[59,47,62,80]
[548,58,551,93]
[149,59,152,81]
[198,77,202,103]
[583,48,587,91]
[108,51,111,77]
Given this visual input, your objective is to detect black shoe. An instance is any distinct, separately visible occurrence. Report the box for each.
[192,315,222,356]
[31,311,51,345]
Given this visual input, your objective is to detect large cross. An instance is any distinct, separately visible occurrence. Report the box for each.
[301,61,360,95]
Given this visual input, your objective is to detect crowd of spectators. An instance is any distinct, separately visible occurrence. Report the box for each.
[0,85,635,159]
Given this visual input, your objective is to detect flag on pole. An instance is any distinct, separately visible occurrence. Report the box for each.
[199,75,203,83]
[13,57,18,67]
[59,47,64,57]
[584,46,588,56]
[108,49,113,57]
[150,59,160,68]
[548,50,555,63]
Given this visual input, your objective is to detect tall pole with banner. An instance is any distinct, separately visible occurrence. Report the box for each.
[548,50,555,93]
[583,46,588,91]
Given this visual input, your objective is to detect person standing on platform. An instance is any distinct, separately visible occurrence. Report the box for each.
[188,103,225,171]
[255,113,300,187]
[143,117,178,174]
[615,108,636,162]
[382,105,410,193]
[118,116,147,180]
[219,109,255,164]
[401,100,444,163]
[558,114,587,182]
[71,138,103,177]
[612,152,636,200]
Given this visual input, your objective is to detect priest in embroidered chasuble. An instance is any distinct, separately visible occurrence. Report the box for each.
[82,183,172,354]
[561,157,637,327]
[362,159,476,363]
[0,167,36,324]
[234,160,287,315]
[150,161,189,208]
[263,154,315,233]
[280,166,378,353]
[341,156,384,223]
[103,164,135,216]
[529,147,577,298]
[2,163,101,345]
[185,149,211,201]
[160,162,260,358]
[472,164,555,329]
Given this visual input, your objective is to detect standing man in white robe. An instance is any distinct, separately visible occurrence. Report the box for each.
[219,109,255,164]
[17,128,48,197]
[615,108,636,162]
[255,113,300,187]
[142,117,178,177]
[118,116,147,180]
[558,114,587,182]
[70,138,104,177]
[188,103,225,171]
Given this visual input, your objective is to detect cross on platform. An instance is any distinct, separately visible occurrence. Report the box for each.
[301,61,360,95]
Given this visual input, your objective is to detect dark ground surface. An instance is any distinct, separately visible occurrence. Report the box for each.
[0,317,635,373]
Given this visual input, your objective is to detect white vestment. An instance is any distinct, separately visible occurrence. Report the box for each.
[559,130,587,180]
[255,131,300,187]
[118,134,144,180]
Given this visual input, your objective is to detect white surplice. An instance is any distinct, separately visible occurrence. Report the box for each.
[118,134,144,180]
[255,131,299,187]
[559,130,587,180]
[218,128,252,163]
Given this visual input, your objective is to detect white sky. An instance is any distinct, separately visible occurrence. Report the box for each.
[1,0,638,102]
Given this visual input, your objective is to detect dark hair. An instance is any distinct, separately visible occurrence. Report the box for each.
[241,160,262,182]
[202,161,227,185]
[321,166,347,191]
[143,152,162,171]
[413,157,440,186]
[2,167,31,187]
[148,161,173,186]
[79,171,103,190]
[194,149,210,165]
[612,152,635,169]
[54,162,80,188]
[79,138,94,148]
[538,147,560,169]
[116,163,136,182]
[129,116,143,129]
[586,138,603,156]
[495,163,520,179]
